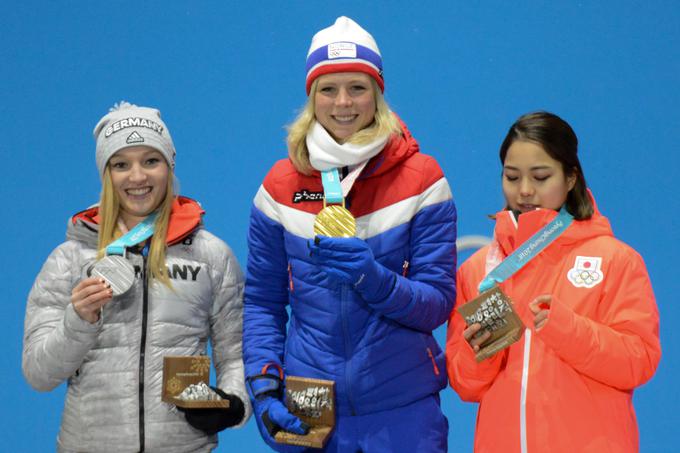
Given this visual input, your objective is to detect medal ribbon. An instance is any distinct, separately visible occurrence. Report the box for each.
[105,212,159,256]
[478,207,573,292]
[321,169,344,204]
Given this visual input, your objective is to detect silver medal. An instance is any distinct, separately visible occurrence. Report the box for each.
[91,255,135,296]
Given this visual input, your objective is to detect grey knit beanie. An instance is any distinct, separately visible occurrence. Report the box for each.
[93,101,176,179]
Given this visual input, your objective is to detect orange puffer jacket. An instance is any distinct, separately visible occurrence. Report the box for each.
[446,202,660,453]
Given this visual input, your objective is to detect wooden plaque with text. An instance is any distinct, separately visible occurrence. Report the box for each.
[161,356,229,409]
[274,376,335,448]
[457,286,525,362]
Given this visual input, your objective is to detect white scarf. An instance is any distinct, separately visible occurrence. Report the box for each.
[306,121,389,171]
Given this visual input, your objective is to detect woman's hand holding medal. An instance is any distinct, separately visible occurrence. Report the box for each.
[462,207,570,352]
[528,294,552,330]
[71,277,113,323]
[309,236,396,303]
[462,323,492,353]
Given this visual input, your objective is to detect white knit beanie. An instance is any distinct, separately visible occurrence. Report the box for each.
[305,16,383,94]
[93,101,176,179]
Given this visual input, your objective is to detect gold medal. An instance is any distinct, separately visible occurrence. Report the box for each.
[313,201,356,237]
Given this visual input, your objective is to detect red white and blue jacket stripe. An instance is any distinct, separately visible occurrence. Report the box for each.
[243,119,457,416]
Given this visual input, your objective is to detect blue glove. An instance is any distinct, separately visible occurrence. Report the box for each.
[247,366,309,452]
[309,236,396,302]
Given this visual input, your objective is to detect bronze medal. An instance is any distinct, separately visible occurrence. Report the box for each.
[456,286,525,362]
[313,204,356,238]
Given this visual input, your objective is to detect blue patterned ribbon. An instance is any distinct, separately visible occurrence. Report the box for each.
[320,169,344,204]
[105,212,158,256]
[479,206,573,292]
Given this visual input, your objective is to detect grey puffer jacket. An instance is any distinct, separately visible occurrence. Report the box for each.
[22,198,251,452]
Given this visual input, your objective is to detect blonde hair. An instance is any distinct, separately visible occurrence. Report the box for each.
[97,166,174,288]
[286,78,402,174]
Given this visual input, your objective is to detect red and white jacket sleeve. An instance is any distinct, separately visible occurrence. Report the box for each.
[446,260,508,402]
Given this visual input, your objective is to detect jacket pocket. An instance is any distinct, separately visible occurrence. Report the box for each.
[426,347,441,376]
[402,260,410,277]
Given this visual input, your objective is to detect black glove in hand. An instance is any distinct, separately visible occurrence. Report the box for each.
[178,387,245,435]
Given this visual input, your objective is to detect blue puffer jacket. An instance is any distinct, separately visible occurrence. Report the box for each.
[243,119,456,416]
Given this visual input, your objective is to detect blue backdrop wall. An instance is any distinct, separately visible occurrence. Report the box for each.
[2,1,678,451]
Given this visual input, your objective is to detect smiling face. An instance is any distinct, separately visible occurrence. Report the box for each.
[502,140,576,214]
[314,72,377,143]
[108,146,169,227]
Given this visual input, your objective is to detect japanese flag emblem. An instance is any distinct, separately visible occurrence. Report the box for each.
[567,256,604,288]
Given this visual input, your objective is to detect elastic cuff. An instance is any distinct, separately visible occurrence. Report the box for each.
[64,304,103,335]
[247,366,283,400]
[535,295,572,349]
[356,265,396,303]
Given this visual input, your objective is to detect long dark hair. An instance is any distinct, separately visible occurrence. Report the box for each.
[499,111,593,219]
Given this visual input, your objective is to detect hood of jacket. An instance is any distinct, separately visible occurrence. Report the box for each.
[492,193,613,257]
[303,113,420,181]
[360,114,420,179]
[67,196,204,247]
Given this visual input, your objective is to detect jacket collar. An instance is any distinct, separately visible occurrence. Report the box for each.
[302,112,420,180]
[493,192,613,257]
[360,114,420,179]
[68,196,204,246]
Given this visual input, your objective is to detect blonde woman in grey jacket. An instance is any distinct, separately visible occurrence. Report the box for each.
[22,102,251,452]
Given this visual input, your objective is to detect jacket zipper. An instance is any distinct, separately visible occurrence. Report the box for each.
[402,260,410,277]
[426,347,440,376]
[520,328,532,453]
[287,263,294,292]
[138,253,149,452]
[340,284,357,415]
